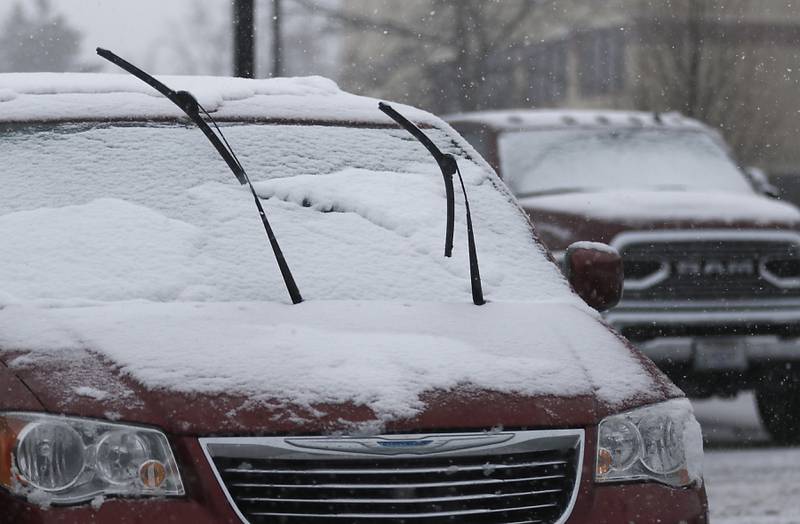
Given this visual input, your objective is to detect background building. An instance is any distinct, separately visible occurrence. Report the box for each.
[337,0,800,196]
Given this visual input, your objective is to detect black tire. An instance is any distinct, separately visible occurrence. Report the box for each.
[756,383,800,445]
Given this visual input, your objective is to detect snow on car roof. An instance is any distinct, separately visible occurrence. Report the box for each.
[0,72,435,125]
[446,108,708,131]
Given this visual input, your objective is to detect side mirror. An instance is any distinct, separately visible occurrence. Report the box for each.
[563,242,623,312]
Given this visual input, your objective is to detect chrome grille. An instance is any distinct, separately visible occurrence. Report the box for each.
[620,238,800,301]
[201,430,583,524]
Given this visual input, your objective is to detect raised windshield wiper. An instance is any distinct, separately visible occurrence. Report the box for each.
[378,103,455,258]
[96,47,303,304]
[378,102,484,306]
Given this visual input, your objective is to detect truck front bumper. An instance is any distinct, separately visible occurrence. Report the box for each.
[606,302,800,396]
[607,300,800,339]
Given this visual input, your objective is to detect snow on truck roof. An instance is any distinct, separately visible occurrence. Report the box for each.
[0,72,435,125]
[446,108,709,131]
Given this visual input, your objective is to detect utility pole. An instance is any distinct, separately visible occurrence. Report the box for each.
[272,0,283,77]
[684,0,704,119]
[233,0,255,78]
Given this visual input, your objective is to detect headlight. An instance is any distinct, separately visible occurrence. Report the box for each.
[0,413,184,505]
[595,398,703,487]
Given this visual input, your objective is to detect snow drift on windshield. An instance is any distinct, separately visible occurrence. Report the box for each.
[0,123,569,304]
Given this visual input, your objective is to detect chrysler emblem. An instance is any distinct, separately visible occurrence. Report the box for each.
[285,433,514,455]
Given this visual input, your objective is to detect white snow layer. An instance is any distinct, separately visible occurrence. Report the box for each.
[0,73,435,125]
[0,123,568,304]
[447,108,706,131]
[0,98,660,417]
[520,190,800,224]
[0,301,660,419]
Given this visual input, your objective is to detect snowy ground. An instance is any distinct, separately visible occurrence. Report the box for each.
[693,393,800,523]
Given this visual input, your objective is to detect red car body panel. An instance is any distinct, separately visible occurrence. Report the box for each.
[0,338,680,435]
[0,346,703,523]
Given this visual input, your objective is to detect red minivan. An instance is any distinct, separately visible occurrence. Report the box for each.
[0,65,706,522]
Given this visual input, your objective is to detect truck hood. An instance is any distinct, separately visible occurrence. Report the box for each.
[0,300,676,435]
[519,190,800,250]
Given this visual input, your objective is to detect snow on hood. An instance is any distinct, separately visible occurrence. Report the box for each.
[0,300,664,421]
[0,72,435,125]
[520,190,800,225]
[0,88,16,103]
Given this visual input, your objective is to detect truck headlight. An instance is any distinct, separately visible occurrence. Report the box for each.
[596,398,703,487]
[0,413,184,505]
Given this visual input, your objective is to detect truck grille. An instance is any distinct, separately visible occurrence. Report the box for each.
[201,430,583,524]
[620,238,800,301]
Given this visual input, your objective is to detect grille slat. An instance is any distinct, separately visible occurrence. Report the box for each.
[223,459,566,476]
[228,472,567,490]
[237,488,562,505]
[203,431,582,524]
[249,503,560,519]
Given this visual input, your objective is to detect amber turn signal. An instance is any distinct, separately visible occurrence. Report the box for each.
[139,459,168,489]
[596,447,613,476]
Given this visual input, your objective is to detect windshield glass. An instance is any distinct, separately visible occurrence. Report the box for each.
[498,127,754,196]
[0,122,567,304]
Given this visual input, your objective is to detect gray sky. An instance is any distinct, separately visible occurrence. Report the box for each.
[1,0,339,77]
[1,0,227,73]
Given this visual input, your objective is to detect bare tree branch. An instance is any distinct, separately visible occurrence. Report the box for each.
[293,0,450,45]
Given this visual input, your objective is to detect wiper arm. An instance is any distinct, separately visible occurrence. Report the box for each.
[97,47,303,305]
[378,102,455,258]
[378,102,484,306]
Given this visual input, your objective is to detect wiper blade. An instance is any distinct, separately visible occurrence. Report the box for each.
[97,47,303,305]
[378,102,484,306]
[378,102,454,258]
[97,48,246,185]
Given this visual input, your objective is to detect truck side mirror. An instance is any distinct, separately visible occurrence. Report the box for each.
[563,242,623,312]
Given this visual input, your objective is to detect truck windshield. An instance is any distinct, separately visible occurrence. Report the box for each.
[498,127,754,197]
[0,122,567,305]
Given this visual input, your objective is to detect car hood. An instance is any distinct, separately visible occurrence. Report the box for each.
[519,190,800,250]
[0,300,677,435]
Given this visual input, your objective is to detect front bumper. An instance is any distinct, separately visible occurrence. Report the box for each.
[567,483,707,523]
[606,300,800,339]
[0,482,707,524]
[0,431,708,524]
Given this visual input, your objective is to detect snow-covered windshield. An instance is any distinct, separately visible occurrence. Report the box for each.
[0,122,568,304]
[498,128,754,196]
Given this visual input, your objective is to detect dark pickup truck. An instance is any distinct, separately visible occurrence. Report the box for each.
[449,109,800,443]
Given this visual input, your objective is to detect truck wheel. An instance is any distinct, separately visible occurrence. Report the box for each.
[756,386,800,445]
